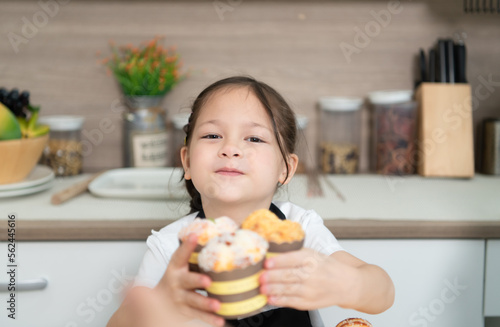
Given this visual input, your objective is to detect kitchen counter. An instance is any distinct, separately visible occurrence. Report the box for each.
[0,172,499,241]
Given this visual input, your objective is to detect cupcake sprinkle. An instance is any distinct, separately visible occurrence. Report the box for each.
[178,216,238,245]
[198,230,269,272]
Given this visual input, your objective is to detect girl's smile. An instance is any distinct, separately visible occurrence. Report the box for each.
[215,167,244,176]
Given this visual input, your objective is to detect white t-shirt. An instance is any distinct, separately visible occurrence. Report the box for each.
[134,201,344,327]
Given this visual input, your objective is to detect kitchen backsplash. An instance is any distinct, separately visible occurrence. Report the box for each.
[1,0,499,172]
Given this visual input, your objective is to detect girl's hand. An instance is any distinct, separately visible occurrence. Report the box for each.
[259,248,394,314]
[259,248,358,310]
[155,234,225,327]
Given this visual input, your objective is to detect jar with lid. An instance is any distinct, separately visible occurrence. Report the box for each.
[318,97,363,174]
[172,112,190,167]
[368,90,417,175]
[38,115,85,176]
[295,114,309,174]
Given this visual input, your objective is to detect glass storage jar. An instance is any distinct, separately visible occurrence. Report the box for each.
[295,114,309,174]
[368,90,417,175]
[172,112,190,168]
[38,115,85,176]
[318,97,363,174]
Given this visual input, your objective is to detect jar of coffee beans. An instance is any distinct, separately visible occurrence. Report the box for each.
[318,97,363,174]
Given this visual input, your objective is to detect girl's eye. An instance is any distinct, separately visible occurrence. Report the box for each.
[202,134,220,139]
[247,136,263,143]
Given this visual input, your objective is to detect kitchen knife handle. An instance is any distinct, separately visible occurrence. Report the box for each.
[447,39,455,84]
[429,49,436,83]
[420,49,427,83]
[454,43,467,83]
[437,39,448,83]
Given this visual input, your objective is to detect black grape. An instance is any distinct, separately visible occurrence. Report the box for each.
[0,88,8,103]
[20,91,30,107]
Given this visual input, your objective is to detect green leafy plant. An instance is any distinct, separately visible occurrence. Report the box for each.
[102,36,184,96]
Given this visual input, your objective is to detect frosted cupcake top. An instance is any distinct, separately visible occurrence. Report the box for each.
[198,230,269,272]
[241,209,305,243]
[178,216,238,246]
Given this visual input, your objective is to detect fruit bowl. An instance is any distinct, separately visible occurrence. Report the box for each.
[0,134,49,184]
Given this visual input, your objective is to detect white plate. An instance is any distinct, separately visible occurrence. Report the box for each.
[0,180,54,198]
[0,165,55,191]
[88,167,188,200]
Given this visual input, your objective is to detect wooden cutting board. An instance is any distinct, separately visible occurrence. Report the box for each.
[415,83,474,178]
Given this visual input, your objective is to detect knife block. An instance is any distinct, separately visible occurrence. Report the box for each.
[415,83,474,178]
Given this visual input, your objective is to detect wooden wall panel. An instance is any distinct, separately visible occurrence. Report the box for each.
[1,0,499,172]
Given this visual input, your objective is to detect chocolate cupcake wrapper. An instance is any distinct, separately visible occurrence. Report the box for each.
[266,239,304,258]
[179,240,204,273]
[214,294,267,320]
[201,259,266,319]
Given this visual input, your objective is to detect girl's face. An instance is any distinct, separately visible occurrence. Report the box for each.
[181,86,297,208]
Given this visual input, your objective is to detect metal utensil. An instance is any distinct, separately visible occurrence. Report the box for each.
[321,174,346,202]
[306,168,323,198]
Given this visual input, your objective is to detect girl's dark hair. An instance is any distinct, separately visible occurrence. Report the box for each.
[183,76,297,213]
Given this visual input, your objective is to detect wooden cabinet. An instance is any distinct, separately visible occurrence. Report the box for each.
[0,241,147,327]
[318,240,485,327]
[484,239,500,317]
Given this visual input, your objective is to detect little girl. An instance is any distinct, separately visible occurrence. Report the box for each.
[108,76,394,327]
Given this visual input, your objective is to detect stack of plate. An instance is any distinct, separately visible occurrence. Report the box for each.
[0,165,55,198]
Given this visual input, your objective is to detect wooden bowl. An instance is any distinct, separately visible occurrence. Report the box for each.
[0,134,49,184]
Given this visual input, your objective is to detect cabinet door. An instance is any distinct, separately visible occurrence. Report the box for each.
[318,240,485,327]
[484,239,500,316]
[0,241,147,327]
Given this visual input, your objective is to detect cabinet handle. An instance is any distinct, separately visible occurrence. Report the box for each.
[0,278,48,292]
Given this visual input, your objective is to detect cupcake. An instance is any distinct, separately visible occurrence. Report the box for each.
[198,230,269,319]
[178,216,238,272]
[241,209,305,258]
[336,318,373,327]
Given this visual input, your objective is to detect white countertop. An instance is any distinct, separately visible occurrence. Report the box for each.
[1,172,499,222]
